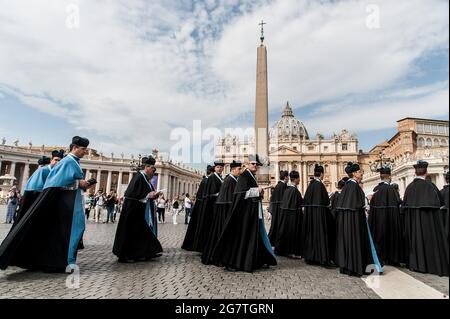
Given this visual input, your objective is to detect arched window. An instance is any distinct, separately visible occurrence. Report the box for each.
[434,138,440,147]
[418,137,425,147]
[441,139,448,146]
[426,138,432,147]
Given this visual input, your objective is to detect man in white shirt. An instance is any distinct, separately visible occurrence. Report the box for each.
[184,194,193,225]
[94,190,106,223]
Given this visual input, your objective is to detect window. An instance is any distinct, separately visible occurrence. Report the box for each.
[426,138,432,147]
[416,123,424,133]
[434,138,440,147]
[441,139,448,146]
[418,137,425,147]
[438,125,445,134]
[226,146,231,153]
[308,146,314,151]
[432,125,439,134]
[324,146,329,152]
[293,146,297,151]
[425,124,432,134]
[342,143,348,151]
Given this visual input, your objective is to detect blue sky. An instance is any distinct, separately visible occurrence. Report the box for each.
[0,0,448,164]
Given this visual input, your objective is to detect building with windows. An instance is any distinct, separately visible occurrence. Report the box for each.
[0,142,202,200]
[361,118,449,195]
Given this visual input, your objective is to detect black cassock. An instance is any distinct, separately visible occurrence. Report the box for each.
[274,185,303,257]
[112,172,162,261]
[182,176,208,251]
[212,169,277,272]
[301,179,335,265]
[193,173,223,253]
[335,180,382,276]
[329,190,341,219]
[268,181,287,246]
[368,182,406,265]
[403,178,448,276]
[201,174,237,265]
[440,185,449,239]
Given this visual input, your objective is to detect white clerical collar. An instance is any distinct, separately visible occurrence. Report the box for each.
[349,178,358,184]
[415,175,426,180]
[314,178,322,183]
[228,174,238,182]
[214,172,223,182]
[381,180,390,185]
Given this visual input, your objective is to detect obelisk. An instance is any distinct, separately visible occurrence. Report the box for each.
[255,20,270,183]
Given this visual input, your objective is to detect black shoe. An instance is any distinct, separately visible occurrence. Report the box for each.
[225,266,237,272]
[118,258,135,263]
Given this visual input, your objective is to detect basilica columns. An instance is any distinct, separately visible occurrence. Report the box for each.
[106,171,112,193]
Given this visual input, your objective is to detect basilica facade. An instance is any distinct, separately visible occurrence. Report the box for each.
[216,103,360,193]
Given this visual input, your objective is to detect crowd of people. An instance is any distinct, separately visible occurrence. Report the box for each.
[0,135,447,279]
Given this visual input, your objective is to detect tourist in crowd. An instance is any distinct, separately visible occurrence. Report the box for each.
[105,191,117,223]
[184,193,193,225]
[5,186,19,224]
[85,192,94,221]
[157,194,166,223]
[172,197,180,225]
[94,189,106,223]
[114,196,123,223]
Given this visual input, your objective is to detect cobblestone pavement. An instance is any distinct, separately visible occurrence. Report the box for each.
[0,205,447,299]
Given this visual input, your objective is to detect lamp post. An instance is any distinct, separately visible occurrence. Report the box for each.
[129,154,142,172]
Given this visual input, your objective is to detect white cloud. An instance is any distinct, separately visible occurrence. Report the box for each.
[0,0,448,156]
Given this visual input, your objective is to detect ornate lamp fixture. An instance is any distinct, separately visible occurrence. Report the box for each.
[129,154,142,172]
[369,150,395,173]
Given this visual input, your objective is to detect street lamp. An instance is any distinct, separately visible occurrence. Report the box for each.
[370,150,395,173]
[129,154,142,172]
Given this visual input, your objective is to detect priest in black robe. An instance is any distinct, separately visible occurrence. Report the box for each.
[440,172,449,239]
[193,160,224,253]
[274,171,303,257]
[330,178,348,219]
[368,166,406,266]
[0,136,95,273]
[13,150,64,227]
[182,165,214,252]
[335,162,382,277]
[113,156,163,263]
[301,164,335,266]
[212,155,277,272]
[403,161,448,276]
[202,160,241,265]
[268,170,289,246]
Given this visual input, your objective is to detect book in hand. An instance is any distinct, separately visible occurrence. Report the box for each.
[245,187,261,199]
[87,178,97,186]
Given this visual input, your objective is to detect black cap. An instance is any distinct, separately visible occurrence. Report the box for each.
[206,165,214,171]
[38,156,51,165]
[248,154,263,166]
[413,160,429,169]
[142,156,156,166]
[214,159,225,167]
[51,149,65,159]
[345,162,360,174]
[337,179,346,189]
[71,136,89,147]
[377,166,391,175]
[289,170,300,179]
[314,164,324,174]
[280,170,289,179]
[230,160,242,169]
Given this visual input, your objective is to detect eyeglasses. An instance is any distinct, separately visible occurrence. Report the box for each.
[249,162,258,166]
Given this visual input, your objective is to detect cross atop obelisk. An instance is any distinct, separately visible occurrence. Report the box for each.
[255,20,270,183]
[259,20,266,44]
